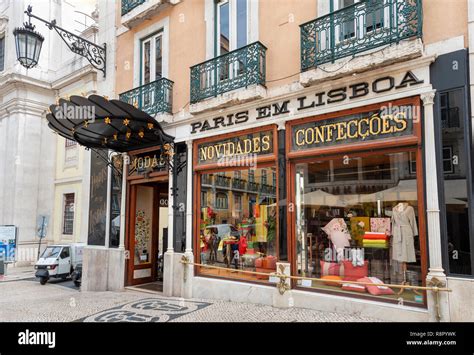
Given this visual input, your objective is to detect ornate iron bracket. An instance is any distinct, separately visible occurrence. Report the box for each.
[25,5,106,76]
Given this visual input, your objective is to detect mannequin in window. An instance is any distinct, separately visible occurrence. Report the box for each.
[391,202,418,283]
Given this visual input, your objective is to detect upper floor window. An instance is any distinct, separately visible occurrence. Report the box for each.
[0,36,5,71]
[141,30,163,85]
[65,139,77,148]
[333,0,385,40]
[261,169,267,185]
[217,0,248,55]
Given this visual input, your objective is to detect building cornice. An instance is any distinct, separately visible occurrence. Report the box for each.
[0,97,51,118]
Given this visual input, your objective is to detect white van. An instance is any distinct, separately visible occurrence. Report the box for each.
[34,243,84,285]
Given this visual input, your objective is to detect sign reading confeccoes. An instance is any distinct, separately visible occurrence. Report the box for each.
[290,108,413,151]
[197,130,273,165]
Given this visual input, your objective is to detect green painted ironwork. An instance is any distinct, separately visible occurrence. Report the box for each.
[190,41,267,104]
[300,0,422,71]
[121,0,146,16]
[119,78,173,115]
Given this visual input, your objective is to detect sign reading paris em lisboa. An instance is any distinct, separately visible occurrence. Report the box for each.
[189,71,424,134]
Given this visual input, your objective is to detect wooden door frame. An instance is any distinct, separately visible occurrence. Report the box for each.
[125,180,168,286]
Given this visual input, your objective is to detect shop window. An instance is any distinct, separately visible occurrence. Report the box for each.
[199,167,278,281]
[439,89,472,275]
[109,155,122,248]
[62,193,75,235]
[294,151,424,304]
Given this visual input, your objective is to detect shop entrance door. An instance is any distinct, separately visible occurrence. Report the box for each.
[127,181,169,286]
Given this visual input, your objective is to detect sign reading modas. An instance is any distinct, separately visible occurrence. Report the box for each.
[197,130,274,165]
[291,108,413,151]
[129,151,167,176]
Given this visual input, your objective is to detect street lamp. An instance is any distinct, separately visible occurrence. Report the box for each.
[13,5,106,76]
[13,20,44,69]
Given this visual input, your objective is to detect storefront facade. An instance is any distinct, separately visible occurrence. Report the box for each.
[164,58,448,321]
[86,0,474,322]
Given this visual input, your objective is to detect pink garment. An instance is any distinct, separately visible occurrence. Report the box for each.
[370,217,391,235]
[321,218,351,250]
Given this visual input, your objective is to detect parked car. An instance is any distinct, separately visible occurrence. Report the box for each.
[34,243,84,285]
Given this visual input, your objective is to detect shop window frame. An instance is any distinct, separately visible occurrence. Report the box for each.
[192,124,280,285]
[285,96,428,307]
[434,87,474,278]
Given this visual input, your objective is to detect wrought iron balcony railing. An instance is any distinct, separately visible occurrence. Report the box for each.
[248,181,259,192]
[260,184,276,195]
[119,78,173,116]
[121,0,146,16]
[190,41,267,104]
[215,175,231,188]
[232,178,246,190]
[300,0,422,71]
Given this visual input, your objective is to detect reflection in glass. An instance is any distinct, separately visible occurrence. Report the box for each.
[295,152,423,303]
[199,167,277,281]
[440,89,472,275]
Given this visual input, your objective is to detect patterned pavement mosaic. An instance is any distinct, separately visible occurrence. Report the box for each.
[0,279,380,322]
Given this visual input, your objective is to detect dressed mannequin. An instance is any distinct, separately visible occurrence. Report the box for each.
[391,202,418,284]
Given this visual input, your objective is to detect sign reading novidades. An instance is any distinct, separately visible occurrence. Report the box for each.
[190,71,424,134]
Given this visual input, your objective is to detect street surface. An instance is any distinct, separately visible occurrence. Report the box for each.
[0,272,380,322]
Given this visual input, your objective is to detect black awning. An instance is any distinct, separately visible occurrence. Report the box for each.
[46,94,174,152]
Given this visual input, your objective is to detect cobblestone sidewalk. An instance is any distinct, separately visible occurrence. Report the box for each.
[0,280,380,322]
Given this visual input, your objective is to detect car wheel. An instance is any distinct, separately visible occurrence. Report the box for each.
[39,277,48,285]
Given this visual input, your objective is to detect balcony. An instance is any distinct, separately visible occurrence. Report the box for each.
[300,0,422,83]
[215,175,231,188]
[121,0,181,28]
[248,182,259,192]
[190,41,267,110]
[121,0,146,15]
[232,178,247,190]
[260,184,276,195]
[119,78,173,117]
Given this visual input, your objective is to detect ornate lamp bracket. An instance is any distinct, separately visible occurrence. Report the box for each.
[25,5,106,76]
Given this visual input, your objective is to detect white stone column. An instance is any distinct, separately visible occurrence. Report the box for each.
[163,163,175,296]
[421,91,450,322]
[183,140,194,299]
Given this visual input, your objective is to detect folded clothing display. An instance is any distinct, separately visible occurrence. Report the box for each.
[362,232,388,248]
